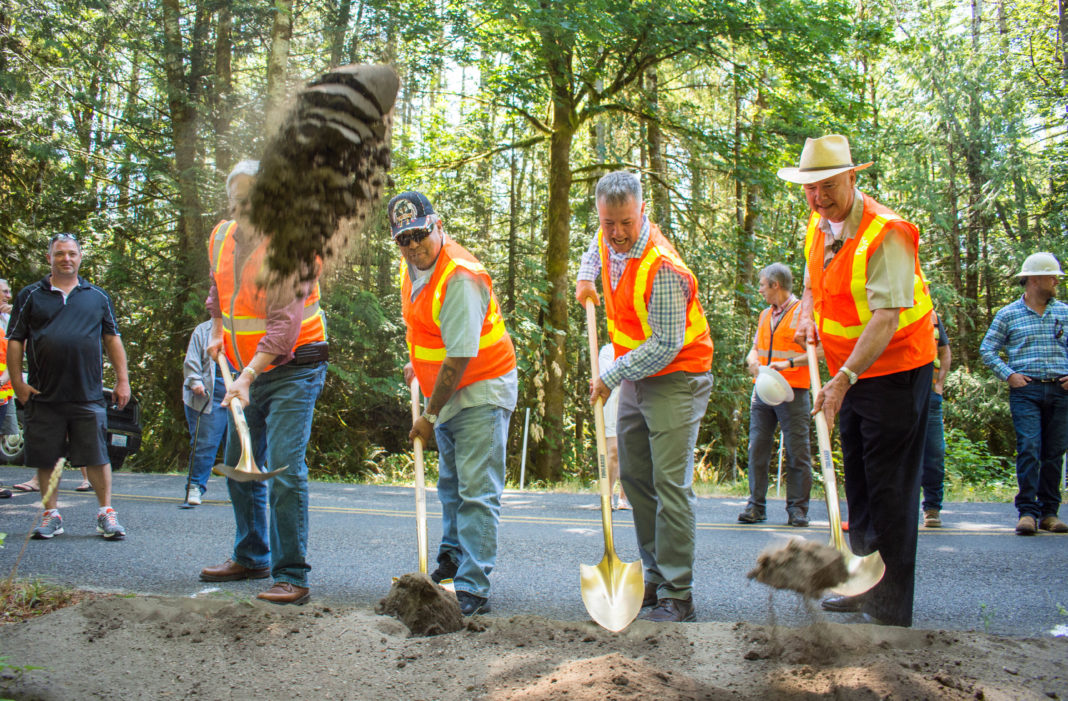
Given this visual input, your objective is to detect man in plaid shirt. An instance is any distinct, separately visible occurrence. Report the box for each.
[980,252,1068,535]
[576,171,714,623]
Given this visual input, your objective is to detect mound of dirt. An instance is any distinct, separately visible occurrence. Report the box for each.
[375,572,464,637]
[747,538,848,597]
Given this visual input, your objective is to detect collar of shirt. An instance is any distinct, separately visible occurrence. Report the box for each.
[769,294,798,323]
[818,187,866,244]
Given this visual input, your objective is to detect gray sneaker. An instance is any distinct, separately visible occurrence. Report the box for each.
[96,508,126,540]
[32,511,64,539]
[185,484,201,506]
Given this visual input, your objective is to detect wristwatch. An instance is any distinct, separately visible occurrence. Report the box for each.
[838,366,858,385]
[241,366,257,380]
[423,412,438,425]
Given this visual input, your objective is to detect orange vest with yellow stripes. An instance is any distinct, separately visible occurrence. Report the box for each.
[803,195,935,378]
[755,300,809,389]
[208,220,326,371]
[600,223,714,376]
[0,332,11,402]
[400,236,516,394]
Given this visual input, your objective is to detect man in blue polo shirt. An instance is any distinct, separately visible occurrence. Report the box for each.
[981,252,1068,536]
[6,233,132,540]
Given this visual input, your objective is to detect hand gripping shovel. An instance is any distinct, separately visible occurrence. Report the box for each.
[212,359,288,483]
[579,300,644,632]
[806,343,885,596]
[410,379,429,576]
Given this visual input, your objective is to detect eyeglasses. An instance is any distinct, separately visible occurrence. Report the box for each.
[1055,318,1064,341]
[50,233,77,243]
[394,228,432,247]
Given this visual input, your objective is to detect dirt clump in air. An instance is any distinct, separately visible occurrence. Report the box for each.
[747,538,848,598]
[375,572,464,637]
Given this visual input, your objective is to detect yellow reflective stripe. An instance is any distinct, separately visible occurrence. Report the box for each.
[683,304,708,344]
[412,344,446,362]
[632,250,659,340]
[849,215,892,325]
[222,301,322,334]
[211,221,236,276]
[431,261,457,325]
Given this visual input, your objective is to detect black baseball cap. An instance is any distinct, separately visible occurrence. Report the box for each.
[387,191,435,237]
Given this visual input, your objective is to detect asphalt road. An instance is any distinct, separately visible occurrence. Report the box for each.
[0,466,1064,638]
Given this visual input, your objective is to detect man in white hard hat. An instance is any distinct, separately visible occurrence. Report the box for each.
[980,252,1068,535]
[779,134,936,627]
[740,262,813,527]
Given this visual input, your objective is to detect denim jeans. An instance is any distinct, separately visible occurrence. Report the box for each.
[920,391,945,511]
[745,389,812,517]
[434,403,511,599]
[225,361,327,587]
[183,377,229,494]
[1009,382,1068,519]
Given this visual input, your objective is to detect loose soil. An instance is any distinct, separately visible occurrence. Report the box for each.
[747,539,848,597]
[0,595,1064,700]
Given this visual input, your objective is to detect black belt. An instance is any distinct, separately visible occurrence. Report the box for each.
[1031,378,1061,384]
[288,341,329,366]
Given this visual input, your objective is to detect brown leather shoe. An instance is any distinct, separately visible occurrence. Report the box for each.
[1015,515,1037,535]
[257,582,310,605]
[923,509,942,528]
[640,596,695,622]
[200,559,270,582]
[642,581,658,608]
[1039,515,1068,533]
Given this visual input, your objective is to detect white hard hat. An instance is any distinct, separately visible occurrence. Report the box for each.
[1015,252,1064,278]
[755,366,795,406]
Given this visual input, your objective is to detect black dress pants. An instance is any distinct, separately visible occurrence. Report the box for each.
[839,362,933,627]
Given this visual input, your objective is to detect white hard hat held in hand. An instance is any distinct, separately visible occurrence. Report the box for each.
[1015,252,1064,278]
[755,366,794,406]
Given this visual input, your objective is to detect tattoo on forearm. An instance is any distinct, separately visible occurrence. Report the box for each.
[428,363,461,415]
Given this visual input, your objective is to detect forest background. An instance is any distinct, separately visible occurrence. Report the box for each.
[1,0,1065,492]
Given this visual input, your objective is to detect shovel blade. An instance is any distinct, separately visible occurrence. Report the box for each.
[580,553,644,632]
[829,548,886,597]
[211,463,289,483]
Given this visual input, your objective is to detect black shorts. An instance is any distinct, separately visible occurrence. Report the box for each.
[24,399,109,469]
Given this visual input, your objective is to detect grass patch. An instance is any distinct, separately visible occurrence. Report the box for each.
[0,579,98,625]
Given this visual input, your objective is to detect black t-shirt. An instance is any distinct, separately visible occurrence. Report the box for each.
[7,276,120,403]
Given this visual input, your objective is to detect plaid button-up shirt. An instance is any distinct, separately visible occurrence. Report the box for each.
[578,217,692,389]
[980,296,1068,381]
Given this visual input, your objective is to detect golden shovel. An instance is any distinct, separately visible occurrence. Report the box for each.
[579,300,644,632]
[212,358,288,483]
[410,378,429,575]
[806,343,885,596]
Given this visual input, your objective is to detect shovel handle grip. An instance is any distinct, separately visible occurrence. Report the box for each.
[584,300,616,548]
[216,358,254,457]
[806,343,847,551]
[410,378,428,575]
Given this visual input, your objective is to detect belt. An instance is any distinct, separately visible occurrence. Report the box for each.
[286,341,329,366]
[1031,378,1061,384]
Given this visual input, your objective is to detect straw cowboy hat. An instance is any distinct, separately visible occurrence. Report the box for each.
[776,135,873,185]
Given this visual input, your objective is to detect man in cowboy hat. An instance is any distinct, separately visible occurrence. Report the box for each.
[779,134,936,627]
[980,252,1068,535]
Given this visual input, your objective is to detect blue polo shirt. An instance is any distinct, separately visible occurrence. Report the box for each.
[6,276,121,403]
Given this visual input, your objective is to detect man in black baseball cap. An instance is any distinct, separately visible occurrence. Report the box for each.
[389,190,518,616]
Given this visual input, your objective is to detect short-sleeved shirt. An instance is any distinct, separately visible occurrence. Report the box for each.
[6,276,120,403]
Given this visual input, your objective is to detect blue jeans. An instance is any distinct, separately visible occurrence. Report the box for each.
[183,377,229,493]
[920,391,945,511]
[1009,382,1068,519]
[434,403,511,599]
[226,361,327,587]
[746,389,812,517]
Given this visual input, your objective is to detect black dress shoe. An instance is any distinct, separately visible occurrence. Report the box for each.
[788,513,809,527]
[642,581,659,607]
[737,507,766,524]
[821,594,866,613]
[641,596,695,622]
[430,558,458,584]
[456,591,490,615]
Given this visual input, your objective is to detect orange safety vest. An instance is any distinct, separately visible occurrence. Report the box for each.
[754,300,810,389]
[400,236,516,395]
[599,223,714,376]
[208,220,326,371]
[803,194,935,378]
[0,333,11,402]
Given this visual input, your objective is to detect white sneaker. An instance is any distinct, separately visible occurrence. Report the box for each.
[186,485,202,506]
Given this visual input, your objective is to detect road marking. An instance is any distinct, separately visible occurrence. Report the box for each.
[102,490,1018,535]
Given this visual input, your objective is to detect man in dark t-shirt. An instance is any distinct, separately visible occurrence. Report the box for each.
[7,233,132,540]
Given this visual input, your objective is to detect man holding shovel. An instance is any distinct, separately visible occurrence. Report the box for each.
[779,135,935,627]
[575,171,714,623]
[390,191,517,616]
[198,160,329,605]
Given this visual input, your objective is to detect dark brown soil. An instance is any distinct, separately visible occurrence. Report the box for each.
[747,538,848,597]
[375,572,464,637]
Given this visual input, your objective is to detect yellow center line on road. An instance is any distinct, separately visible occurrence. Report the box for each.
[103,490,1016,535]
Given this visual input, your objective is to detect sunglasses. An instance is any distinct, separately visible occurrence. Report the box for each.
[50,233,78,243]
[394,228,432,247]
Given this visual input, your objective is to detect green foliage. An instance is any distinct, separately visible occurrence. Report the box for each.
[943,427,1013,487]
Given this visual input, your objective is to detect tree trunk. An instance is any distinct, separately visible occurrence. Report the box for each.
[644,68,670,237]
[213,3,233,181]
[329,0,353,68]
[264,0,294,137]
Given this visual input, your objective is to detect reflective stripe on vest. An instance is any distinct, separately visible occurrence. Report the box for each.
[400,236,516,392]
[803,195,935,378]
[208,219,326,370]
[755,302,810,389]
[598,224,714,376]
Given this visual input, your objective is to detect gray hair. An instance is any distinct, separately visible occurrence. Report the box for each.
[760,262,793,292]
[595,171,642,207]
[226,159,260,193]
